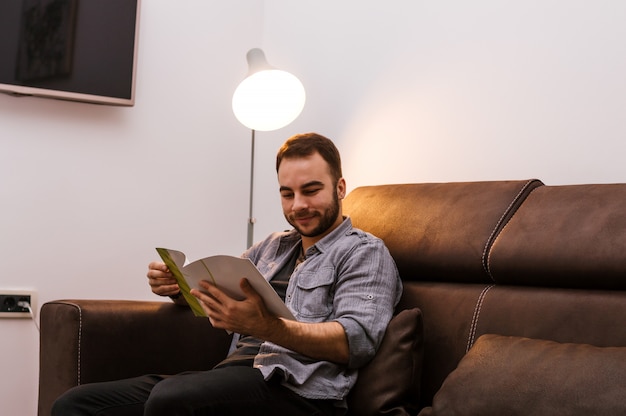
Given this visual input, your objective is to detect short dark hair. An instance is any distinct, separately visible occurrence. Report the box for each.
[276,132,343,182]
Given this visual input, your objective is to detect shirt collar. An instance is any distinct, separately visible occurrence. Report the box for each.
[307,216,353,256]
[276,216,354,258]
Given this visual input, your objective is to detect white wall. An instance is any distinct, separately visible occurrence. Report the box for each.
[2,1,625,414]
[253,0,626,239]
[0,1,265,414]
[263,0,626,187]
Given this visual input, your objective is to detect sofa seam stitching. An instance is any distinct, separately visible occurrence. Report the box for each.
[466,284,494,352]
[485,180,544,283]
[482,179,541,281]
[62,302,83,386]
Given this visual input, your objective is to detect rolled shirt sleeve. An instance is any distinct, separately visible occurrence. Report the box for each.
[331,235,402,368]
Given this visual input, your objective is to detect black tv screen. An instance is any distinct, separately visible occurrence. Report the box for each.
[0,0,140,106]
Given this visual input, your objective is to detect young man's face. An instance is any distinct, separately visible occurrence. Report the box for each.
[278,152,346,242]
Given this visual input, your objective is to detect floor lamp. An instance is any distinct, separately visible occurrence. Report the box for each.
[232,48,306,248]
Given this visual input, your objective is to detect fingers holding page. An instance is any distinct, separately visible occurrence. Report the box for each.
[147,261,179,296]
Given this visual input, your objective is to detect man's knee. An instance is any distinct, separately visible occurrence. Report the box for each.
[51,382,146,416]
[144,379,189,416]
[51,386,90,416]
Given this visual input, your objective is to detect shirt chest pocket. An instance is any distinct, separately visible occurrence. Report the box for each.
[292,267,335,320]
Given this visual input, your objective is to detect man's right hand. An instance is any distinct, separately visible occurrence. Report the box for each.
[146,261,180,297]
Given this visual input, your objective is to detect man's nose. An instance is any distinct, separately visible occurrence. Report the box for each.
[292,193,308,211]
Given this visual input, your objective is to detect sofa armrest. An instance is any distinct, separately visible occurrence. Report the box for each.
[38,299,232,416]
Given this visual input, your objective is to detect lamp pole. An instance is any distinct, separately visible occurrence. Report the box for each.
[247,129,256,248]
[232,48,306,249]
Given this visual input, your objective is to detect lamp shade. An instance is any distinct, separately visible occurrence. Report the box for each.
[232,50,306,131]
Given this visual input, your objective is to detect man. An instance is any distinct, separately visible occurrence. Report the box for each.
[53,132,402,416]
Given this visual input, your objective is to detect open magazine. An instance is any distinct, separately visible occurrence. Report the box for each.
[156,248,295,320]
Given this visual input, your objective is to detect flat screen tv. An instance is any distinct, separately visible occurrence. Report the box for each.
[0,0,141,106]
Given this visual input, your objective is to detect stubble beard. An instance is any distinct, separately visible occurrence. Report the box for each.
[286,191,340,238]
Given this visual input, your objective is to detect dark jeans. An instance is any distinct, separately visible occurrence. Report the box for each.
[51,366,336,416]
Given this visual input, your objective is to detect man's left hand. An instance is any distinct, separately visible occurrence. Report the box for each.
[191,278,278,337]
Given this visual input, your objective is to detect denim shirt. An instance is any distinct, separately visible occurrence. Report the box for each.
[244,217,402,401]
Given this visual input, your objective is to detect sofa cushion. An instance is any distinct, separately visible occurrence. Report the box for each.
[348,308,424,416]
[422,334,626,416]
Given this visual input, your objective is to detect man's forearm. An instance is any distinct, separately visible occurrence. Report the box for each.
[264,319,350,364]
[191,279,350,363]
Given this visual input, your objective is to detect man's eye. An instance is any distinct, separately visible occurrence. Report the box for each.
[281,193,294,199]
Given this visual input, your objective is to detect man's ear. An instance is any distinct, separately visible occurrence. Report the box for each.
[337,178,347,199]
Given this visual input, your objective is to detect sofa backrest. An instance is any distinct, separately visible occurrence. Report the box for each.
[343,180,626,408]
[345,180,626,291]
[488,183,626,290]
[344,179,543,284]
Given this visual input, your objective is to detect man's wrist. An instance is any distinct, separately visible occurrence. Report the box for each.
[168,291,182,299]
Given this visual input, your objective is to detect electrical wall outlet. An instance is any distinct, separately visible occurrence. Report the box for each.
[0,289,37,318]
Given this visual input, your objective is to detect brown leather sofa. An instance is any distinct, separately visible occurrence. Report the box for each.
[38,180,626,415]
